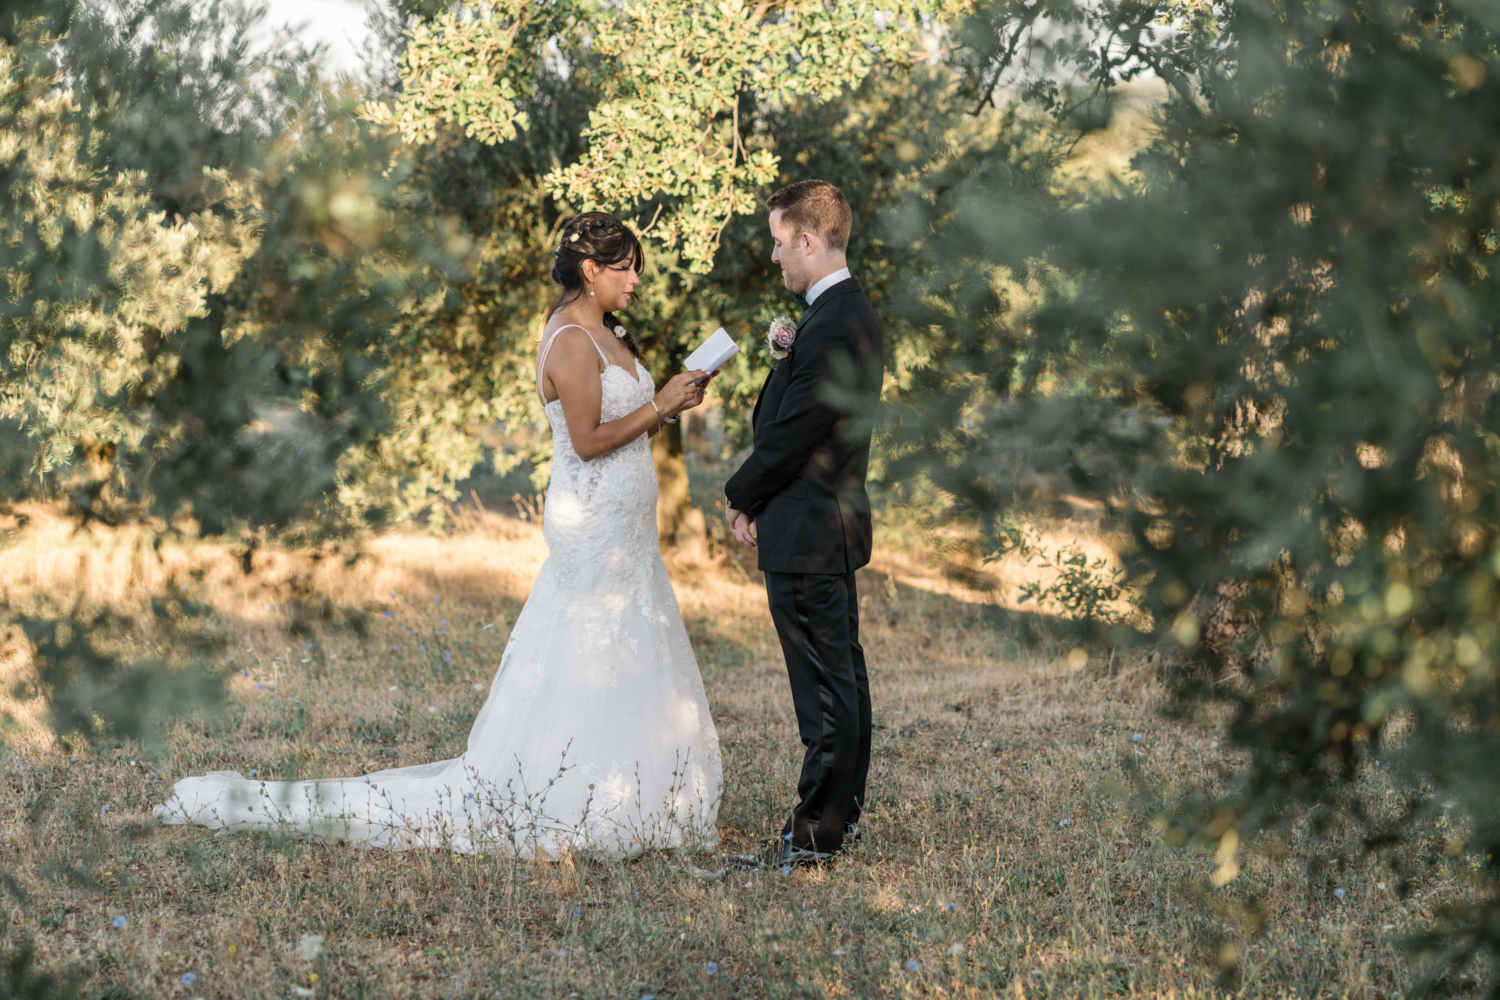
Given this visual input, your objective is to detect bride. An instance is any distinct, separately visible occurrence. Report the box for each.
[155,212,723,859]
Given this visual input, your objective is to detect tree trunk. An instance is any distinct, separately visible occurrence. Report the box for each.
[653,415,707,556]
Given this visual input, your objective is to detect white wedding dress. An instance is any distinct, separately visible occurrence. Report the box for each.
[155,326,723,858]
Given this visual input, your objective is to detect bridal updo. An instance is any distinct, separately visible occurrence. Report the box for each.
[550,212,646,360]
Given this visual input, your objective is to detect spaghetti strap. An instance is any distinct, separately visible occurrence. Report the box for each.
[536,324,608,404]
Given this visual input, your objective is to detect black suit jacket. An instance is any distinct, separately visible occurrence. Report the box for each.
[725,276,884,574]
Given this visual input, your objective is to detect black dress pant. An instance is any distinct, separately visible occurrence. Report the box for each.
[765,570,872,855]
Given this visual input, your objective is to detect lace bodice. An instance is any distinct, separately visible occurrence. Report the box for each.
[538,331,659,572]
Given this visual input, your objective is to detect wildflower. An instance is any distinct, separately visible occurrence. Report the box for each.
[705,962,718,975]
[242,670,250,677]
[948,943,964,955]
[1058,819,1069,827]
[473,683,484,691]
[256,682,264,689]
[906,960,921,972]
[296,933,324,960]
[385,611,394,617]
[249,769,258,777]
[944,902,957,911]
[101,805,108,813]
[441,620,447,627]
[1132,733,1142,741]
[553,949,567,958]
[181,973,196,985]
[443,651,452,663]
[573,909,580,917]
[1334,888,1345,899]
[112,916,127,928]
[781,864,792,875]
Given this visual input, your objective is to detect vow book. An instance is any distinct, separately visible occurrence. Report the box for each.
[683,327,738,383]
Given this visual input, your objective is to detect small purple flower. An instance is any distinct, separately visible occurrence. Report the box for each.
[1132,733,1142,742]
[766,315,798,362]
[256,682,264,689]
[443,651,452,663]
[112,916,127,928]
[249,769,258,777]
[1334,888,1345,899]
[906,960,921,972]
[705,962,718,975]
[181,973,196,985]
[100,805,108,813]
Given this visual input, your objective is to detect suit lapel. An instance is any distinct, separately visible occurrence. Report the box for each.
[795,276,862,332]
[750,371,771,432]
[754,277,863,435]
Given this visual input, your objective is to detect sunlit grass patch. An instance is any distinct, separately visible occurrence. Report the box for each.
[0,512,1476,997]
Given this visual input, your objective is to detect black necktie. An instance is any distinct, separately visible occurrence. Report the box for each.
[794,293,808,309]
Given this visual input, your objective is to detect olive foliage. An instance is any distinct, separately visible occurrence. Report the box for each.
[899,0,1500,986]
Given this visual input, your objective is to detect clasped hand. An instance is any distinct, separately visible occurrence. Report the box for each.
[726,505,756,547]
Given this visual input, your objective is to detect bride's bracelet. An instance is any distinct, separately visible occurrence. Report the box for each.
[649,400,678,425]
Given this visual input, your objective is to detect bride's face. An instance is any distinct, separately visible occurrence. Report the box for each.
[584,258,641,311]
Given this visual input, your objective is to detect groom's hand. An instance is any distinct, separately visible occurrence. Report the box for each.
[727,507,757,547]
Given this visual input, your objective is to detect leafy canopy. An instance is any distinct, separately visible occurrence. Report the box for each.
[366,0,965,272]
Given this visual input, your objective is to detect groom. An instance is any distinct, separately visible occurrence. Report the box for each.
[724,179,884,866]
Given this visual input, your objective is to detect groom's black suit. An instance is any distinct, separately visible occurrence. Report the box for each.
[725,275,883,856]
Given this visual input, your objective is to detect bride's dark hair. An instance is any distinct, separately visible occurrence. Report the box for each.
[550,212,645,360]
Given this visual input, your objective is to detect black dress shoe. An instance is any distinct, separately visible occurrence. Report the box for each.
[723,839,833,871]
[778,845,834,869]
[723,851,770,871]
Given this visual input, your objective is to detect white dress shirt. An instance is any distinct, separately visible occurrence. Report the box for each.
[804,266,851,307]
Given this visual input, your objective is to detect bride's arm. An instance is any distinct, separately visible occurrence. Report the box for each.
[544,332,706,461]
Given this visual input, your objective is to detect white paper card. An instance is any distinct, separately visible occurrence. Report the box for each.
[683,327,738,378]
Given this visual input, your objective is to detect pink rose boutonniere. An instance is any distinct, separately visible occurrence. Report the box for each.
[767,315,797,367]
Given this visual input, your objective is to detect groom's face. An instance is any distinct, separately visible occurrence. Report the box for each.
[769,209,813,296]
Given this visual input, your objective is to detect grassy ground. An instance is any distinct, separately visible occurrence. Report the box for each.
[0,508,1475,998]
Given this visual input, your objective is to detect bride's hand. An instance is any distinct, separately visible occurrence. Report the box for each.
[656,371,709,417]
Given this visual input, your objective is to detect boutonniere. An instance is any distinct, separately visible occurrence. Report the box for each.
[766,315,797,367]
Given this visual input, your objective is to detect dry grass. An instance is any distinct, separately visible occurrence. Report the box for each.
[0,508,1473,998]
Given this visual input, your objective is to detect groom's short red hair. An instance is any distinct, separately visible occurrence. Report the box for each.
[766,180,852,252]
